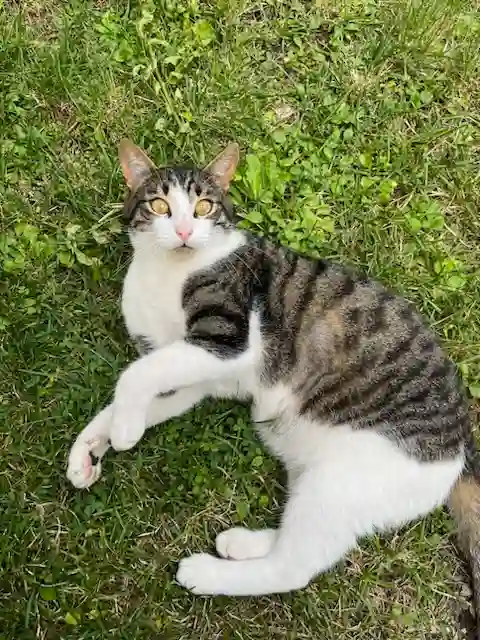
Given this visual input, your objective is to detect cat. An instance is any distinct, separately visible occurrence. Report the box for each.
[67,140,480,626]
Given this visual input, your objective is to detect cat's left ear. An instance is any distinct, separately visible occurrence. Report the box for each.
[118,139,155,191]
[204,143,240,192]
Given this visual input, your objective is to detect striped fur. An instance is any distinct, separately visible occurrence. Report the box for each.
[181,237,470,464]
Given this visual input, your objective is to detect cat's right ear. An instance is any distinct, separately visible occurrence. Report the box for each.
[204,143,240,192]
[118,139,155,191]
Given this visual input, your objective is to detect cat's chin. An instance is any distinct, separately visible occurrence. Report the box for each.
[162,244,198,258]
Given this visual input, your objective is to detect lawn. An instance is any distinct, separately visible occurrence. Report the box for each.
[1,0,479,638]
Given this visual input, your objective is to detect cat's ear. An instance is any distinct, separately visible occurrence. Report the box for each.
[118,139,155,191]
[204,143,240,191]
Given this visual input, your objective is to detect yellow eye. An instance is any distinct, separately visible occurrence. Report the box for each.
[195,200,213,217]
[150,198,170,216]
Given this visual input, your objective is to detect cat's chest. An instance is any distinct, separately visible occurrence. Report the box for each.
[121,257,188,347]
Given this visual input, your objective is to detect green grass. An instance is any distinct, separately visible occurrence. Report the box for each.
[1,0,479,637]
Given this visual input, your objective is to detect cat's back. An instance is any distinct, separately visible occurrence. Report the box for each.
[254,240,470,463]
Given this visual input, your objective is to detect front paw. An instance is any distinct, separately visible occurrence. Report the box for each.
[67,445,103,489]
[177,553,228,595]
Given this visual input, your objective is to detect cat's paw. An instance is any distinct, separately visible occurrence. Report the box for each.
[67,406,112,489]
[177,553,228,595]
[216,527,276,560]
[67,443,103,489]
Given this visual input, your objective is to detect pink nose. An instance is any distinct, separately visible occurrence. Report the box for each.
[176,228,192,242]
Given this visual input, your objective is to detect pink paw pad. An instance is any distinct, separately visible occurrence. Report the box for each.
[83,454,93,475]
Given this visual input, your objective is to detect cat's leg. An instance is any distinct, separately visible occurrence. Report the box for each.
[178,467,349,595]
[109,341,249,451]
[110,384,209,451]
[177,431,462,596]
[67,385,207,488]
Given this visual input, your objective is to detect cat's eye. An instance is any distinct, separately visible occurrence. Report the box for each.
[150,198,170,216]
[195,199,213,217]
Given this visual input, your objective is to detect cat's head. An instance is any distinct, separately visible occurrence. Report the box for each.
[118,140,240,251]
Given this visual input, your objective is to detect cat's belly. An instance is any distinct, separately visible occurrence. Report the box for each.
[251,382,328,469]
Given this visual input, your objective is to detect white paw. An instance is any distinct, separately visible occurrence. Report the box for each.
[216,527,276,560]
[67,444,103,489]
[177,553,229,595]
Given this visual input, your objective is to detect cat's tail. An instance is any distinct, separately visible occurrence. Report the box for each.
[449,434,480,639]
